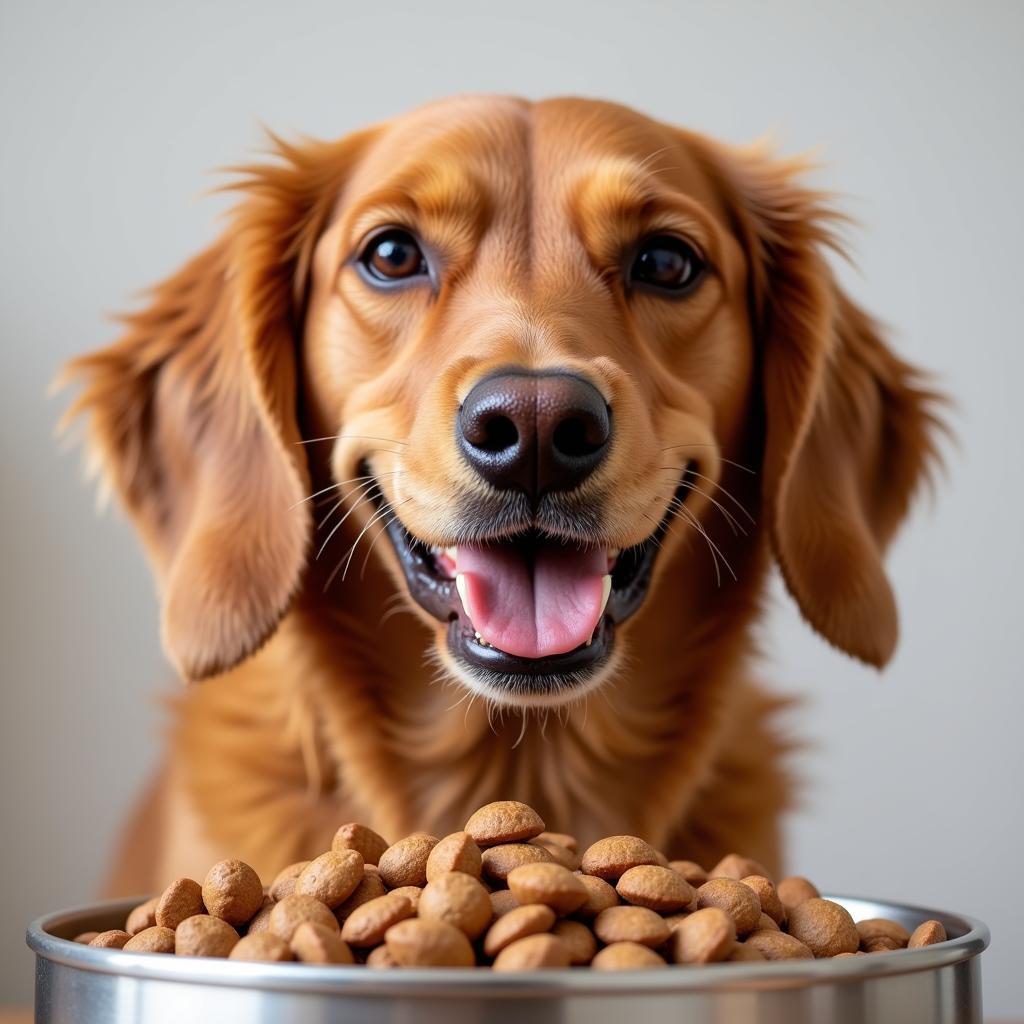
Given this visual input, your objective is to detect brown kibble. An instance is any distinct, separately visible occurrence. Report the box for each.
[616,865,695,912]
[593,905,670,948]
[745,929,815,960]
[535,831,577,852]
[669,860,708,887]
[662,911,691,931]
[377,834,439,888]
[291,921,355,964]
[728,942,766,962]
[531,840,581,871]
[489,889,520,918]
[756,912,780,932]
[507,862,588,916]
[740,875,785,926]
[857,918,910,949]
[426,831,483,882]
[203,859,264,926]
[155,878,204,930]
[592,942,667,970]
[125,897,159,936]
[295,850,364,909]
[863,936,903,953]
[669,907,736,964]
[73,931,99,944]
[175,915,239,958]
[552,919,597,965]
[332,823,389,866]
[481,842,553,882]
[385,918,475,967]
[246,897,276,935]
[388,886,422,911]
[777,876,820,913]
[418,873,492,939]
[709,854,772,882]
[89,930,131,949]
[580,836,660,880]
[229,933,292,961]
[492,933,571,971]
[572,873,620,920]
[695,878,761,936]
[787,898,860,957]
[366,943,398,968]
[342,893,415,947]
[465,801,546,846]
[123,926,175,954]
[269,894,339,942]
[269,862,309,901]
[333,869,388,923]
[908,920,947,948]
[482,904,557,957]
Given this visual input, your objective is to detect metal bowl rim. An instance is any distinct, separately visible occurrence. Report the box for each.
[27,893,989,998]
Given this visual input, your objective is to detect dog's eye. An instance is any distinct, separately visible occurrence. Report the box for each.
[360,229,428,282]
[630,235,705,294]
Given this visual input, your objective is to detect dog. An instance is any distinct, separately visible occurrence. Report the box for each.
[62,95,942,893]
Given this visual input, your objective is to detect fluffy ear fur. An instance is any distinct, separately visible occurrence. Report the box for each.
[699,141,945,667]
[60,130,376,679]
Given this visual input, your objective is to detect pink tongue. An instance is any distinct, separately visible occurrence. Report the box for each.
[456,543,608,659]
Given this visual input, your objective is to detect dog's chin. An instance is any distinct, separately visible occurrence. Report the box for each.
[434,621,622,709]
[438,615,620,709]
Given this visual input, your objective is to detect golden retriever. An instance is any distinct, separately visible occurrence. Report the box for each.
[62,95,942,892]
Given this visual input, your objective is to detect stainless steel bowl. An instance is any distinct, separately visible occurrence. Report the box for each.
[28,894,988,1023]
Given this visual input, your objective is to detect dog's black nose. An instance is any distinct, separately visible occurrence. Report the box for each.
[457,370,611,500]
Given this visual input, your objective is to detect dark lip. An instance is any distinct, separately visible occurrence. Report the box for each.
[374,462,697,685]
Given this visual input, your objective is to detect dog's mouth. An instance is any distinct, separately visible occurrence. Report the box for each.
[372,463,697,695]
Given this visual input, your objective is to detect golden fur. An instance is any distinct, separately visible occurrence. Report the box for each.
[63,96,942,891]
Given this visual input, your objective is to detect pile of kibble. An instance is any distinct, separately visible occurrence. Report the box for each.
[75,801,947,969]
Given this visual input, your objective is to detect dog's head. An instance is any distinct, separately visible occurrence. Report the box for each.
[63,96,941,703]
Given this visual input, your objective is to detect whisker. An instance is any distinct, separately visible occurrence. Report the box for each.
[511,712,530,749]
[359,515,397,580]
[656,466,756,525]
[674,503,737,584]
[464,691,478,730]
[315,486,381,559]
[660,443,756,474]
[687,469,756,524]
[339,499,412,584]
[293,470,401,512]
[296,434,408,446]
[317,478,377,531]
[671,484,746,536]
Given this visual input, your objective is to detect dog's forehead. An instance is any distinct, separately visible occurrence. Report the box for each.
[340,96,727,226]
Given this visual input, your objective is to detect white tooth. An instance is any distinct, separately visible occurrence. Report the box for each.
[444,546,457,561]
[599,574,612,616]
[455,573,469,613]
[474,630,482,641]
[609,548,621,558]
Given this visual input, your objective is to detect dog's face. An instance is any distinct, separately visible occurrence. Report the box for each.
[64,96,940,695]
[302,97,754,705]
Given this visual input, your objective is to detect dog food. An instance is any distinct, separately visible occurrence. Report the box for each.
[83,799,951,969]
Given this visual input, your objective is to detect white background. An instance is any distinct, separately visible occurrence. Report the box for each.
[1,0,1021,1014]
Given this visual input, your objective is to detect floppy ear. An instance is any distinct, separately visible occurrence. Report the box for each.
[702,142,945,667]
[60,130,375,680]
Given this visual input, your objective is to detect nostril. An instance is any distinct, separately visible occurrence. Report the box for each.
[474,414,519,453]
[553,417,603,458]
